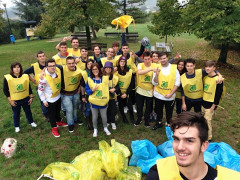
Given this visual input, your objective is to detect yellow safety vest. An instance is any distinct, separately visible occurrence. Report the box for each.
[88,76,109,106]
[76,58,86,71]
[52,53,72,66]
[108,75,119,100]
[4,74,29,101]
[116,69,132,94]
[137,63,156,90]
[203,76,225,103]
[44,68,61,98]
[31,62,43,85]
[82,70,89,84]
[181,69,203,99]
[63,66,82,92]
[116,56,137,74]
[101,57,118,67]
[67,48,81,57]
[155,64,177,96]
[156,156,240,180]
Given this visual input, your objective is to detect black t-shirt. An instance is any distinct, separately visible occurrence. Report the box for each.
[146,163,217,180]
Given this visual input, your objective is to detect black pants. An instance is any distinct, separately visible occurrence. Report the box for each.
[154,98,174,124]
[175,98,182,114]
[117,94,133,117]
[136,93,152,124]
[107,99,117,123]
[47,98,61,128]
[185,98,202,113]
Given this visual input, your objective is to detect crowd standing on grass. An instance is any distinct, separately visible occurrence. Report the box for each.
[4,29,225,141]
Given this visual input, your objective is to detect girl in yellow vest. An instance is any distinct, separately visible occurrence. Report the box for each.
[85,63,111,137]
[100,47,118,71]
[103,61,120,130]
[116,56,135,123]
[3,62,37,133]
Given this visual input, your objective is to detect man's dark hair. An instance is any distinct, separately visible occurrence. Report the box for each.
[143,51,151,58]
[159,51,168,58]
[170,111,209,144]
[186,58,196,65]
[59,42,67,47]
[122,43,129,47]
[80,46,88,51]
[36,51,45,57]
[46,59,56,66]
[90,63,103,78]
[10,62,23,76]
[112,41,120,47]
[205,60,216,67]
[66,56,75,62]
[93,45,101,51]
[71,37,79,43]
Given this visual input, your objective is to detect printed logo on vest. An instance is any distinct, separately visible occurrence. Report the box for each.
[16,84,23,91]
[190,85,196,91]
[71,77,77,83]
[204,84,210,91]
[96,90,102,97]
[119,81,124,87]
[161,81,168,88]
[56,83,61,89]
[144,75,151,82]
[128,65,131,69]
[71,172,80,179]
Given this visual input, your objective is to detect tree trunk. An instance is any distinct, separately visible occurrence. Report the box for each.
[91,26,97,39]
[218,43,229,63]
[85,26,92,50]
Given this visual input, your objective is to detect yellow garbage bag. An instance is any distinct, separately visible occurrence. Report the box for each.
[111,139,130,158]
[99,140,128,178]
[111,15,135,29]
[116,166,142,180]
[71,150,107,180]
[40,162,81,180]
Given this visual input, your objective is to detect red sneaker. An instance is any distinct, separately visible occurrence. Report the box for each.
[56,121,68,127]
[52,127,60,138]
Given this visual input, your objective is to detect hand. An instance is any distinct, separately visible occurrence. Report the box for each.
[40,68,46,80]
[113,67,118,72]
[10,100,17,107]
[44,102,48,107]
[216,75,223,84]
[109,88,115,93]
[155,67,160,75]
[75,57,80,64]
[174,52,181,60]
[28,97,33,105]
[82,97,86,103]
[182,103,187,111]
[130,50,137,57]
[165,94,172,98]
[92,85,99,92]
[121,93,127,99]
[210,107,214,113]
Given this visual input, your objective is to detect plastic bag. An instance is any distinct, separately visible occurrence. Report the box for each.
[137,154,163,174]
[157,140,174,158]
[99,140,128,178]
[111,139,130,158]
[116,166,142,180]
[1,138,17,158]
[203,151,220,168]
[165,126,173,140]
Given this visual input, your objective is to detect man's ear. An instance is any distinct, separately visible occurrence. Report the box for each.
[201,140,209,153]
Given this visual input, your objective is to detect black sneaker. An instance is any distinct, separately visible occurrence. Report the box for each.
[152,122,163,130]
[144,122,150,128]
[75,120,83,126]
[134,120,142,126]
[63,110,66,117]
[68,125,74,133]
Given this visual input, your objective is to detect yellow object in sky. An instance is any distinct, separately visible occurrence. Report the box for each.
[111,15,135,29]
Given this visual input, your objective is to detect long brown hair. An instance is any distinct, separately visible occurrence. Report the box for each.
[90,63,103,78]
[10,62,23,76]
[117,56,129,75]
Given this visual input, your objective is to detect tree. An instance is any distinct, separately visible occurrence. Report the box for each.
[149,0,240,63]
[14,0,44,24]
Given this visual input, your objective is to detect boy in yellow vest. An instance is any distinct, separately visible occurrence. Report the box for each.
[52,42,72,66]
[38,59,68,138]
[202,60,224,141]
[146,111,240,180]
[76,47,89,71]
[152,52,180,130]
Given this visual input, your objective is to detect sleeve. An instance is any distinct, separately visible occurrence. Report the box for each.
[114,83,120,95]
[168,58,174,64]
[24,66,34,75]
[135,56,143,63]
[3,78,10,97]
[80,77,86,87]
[214,82,223,106]
[146,165,159,180]
[29,83,33,95]
[175,69,181,87]
[59,66,65,92]
[152,72,158,86]
[135,45,145,57]
[85,81,93,95]
[38,78,47,103]
[126,75,134,95]
[121,32,126,45]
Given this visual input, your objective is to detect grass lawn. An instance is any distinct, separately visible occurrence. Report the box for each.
[0,23,240,179]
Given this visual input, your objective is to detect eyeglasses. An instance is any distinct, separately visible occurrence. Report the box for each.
[48,65,56,67]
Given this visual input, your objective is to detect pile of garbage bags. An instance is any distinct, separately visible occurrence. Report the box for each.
[37,139,141,180]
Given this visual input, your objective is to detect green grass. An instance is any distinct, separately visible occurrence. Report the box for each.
[0,23,240,179]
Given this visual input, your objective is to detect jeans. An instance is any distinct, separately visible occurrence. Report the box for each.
[61,93,79,125]
[11,97,34,127]
[90,106,107,129]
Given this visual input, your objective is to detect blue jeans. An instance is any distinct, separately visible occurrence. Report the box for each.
[11,97,34,127]
[61,93,79,125]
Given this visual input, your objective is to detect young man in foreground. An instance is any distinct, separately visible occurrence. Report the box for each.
[146,111,240,179]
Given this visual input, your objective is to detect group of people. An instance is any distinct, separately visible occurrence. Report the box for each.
[4,30,224,141]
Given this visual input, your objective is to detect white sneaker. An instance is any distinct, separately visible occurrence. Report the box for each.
[133,105,137,113]
[111,123,117,130]
[104,128,111,135]
[93,129,98,137]
[124,106,128,114]
[15,127,20,133]
[30,122,37,127]
[107,123,110,127]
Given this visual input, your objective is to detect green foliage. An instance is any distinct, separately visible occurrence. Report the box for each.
[14,0,44,23]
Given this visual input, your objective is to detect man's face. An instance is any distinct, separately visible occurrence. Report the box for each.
[37,53,46,64]
[94,47,101,55]
[112,46,119,53]
[172,126,208,168]
[186,63,195,74]
[106,48,114,58]
[205,66,216,74]
[143,56,151,66]
[59,45,67,54]
[159,55,168,66]
[71,39,79,49]
[122,46,129,54]
[66,59,75,71]
[47,62,56,74]
[152,53,159,63]
[81,49,88,58]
